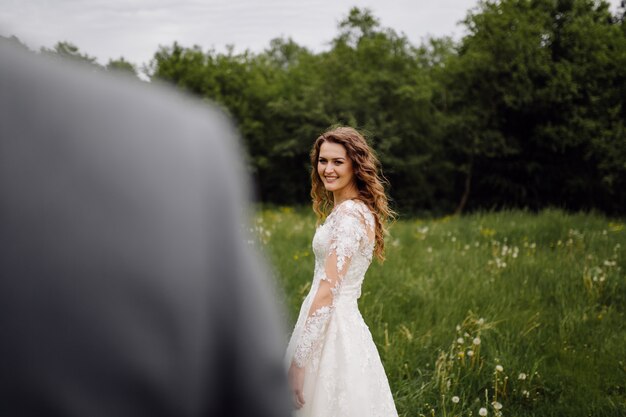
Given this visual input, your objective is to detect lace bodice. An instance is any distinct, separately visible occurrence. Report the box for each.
[292,199,375,368]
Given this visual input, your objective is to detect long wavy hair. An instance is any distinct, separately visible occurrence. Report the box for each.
[310,126,395,262]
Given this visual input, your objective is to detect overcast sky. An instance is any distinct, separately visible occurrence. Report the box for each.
[1,0,623,69]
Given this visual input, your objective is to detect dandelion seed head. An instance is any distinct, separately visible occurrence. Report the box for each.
[479,407,488,416]
[457,337,465,344]
[467,350,474,357]
[473,337,481,345]
[492,401,502,410]
[518,372,527,380]
[495,365,504,372]
[452,396,460,404]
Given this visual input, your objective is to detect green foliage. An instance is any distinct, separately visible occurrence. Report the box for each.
[106,57,138,77]
[146,3,626,215]
[258,207,626,416]
[147,8,456,212]
[445,0,626,214]
[40,41,100,67]
[36,42,141,80]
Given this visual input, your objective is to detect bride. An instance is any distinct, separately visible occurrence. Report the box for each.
[285,127,398,417]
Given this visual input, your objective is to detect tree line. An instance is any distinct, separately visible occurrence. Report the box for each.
[4,0,626,216]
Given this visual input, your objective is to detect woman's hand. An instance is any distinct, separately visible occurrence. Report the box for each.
[288,362,306,409]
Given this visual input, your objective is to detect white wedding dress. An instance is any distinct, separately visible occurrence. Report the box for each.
[285,199,398,417]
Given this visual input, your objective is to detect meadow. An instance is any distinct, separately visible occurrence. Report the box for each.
[254,207,625,417]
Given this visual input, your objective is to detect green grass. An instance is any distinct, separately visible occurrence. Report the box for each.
[254,207,626,417]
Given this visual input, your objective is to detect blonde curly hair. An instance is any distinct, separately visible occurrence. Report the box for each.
[310,126,395,262]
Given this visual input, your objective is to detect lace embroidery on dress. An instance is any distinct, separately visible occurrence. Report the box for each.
[292,306,331,367]
[292,199,374,368]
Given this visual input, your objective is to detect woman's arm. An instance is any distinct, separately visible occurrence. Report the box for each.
[291,204,369,368]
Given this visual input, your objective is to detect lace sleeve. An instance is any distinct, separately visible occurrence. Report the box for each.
[292,203,370,368]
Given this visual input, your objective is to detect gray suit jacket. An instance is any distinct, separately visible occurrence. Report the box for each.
[0,43,290,417]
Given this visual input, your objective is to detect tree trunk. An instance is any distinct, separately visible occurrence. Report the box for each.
[454,157,473,216]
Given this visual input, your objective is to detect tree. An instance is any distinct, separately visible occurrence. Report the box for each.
[106,57,138,77]
[445,0,626,213]
[40,41,101,68]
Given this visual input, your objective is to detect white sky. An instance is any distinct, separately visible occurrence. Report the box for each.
[1,0,623,68]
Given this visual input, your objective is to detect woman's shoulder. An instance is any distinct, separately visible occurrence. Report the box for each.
[335,199,375,229]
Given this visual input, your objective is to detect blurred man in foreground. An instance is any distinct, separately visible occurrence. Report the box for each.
[0,42,290,417]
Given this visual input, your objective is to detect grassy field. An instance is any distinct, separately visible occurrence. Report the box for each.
[254,207,625,417]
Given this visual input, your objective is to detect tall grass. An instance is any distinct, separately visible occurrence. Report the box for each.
[254,207,626,416]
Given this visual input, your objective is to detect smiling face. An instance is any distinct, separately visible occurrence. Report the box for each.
[317,141,356,195]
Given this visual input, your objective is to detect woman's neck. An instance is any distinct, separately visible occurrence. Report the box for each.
[333,185,359,207]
